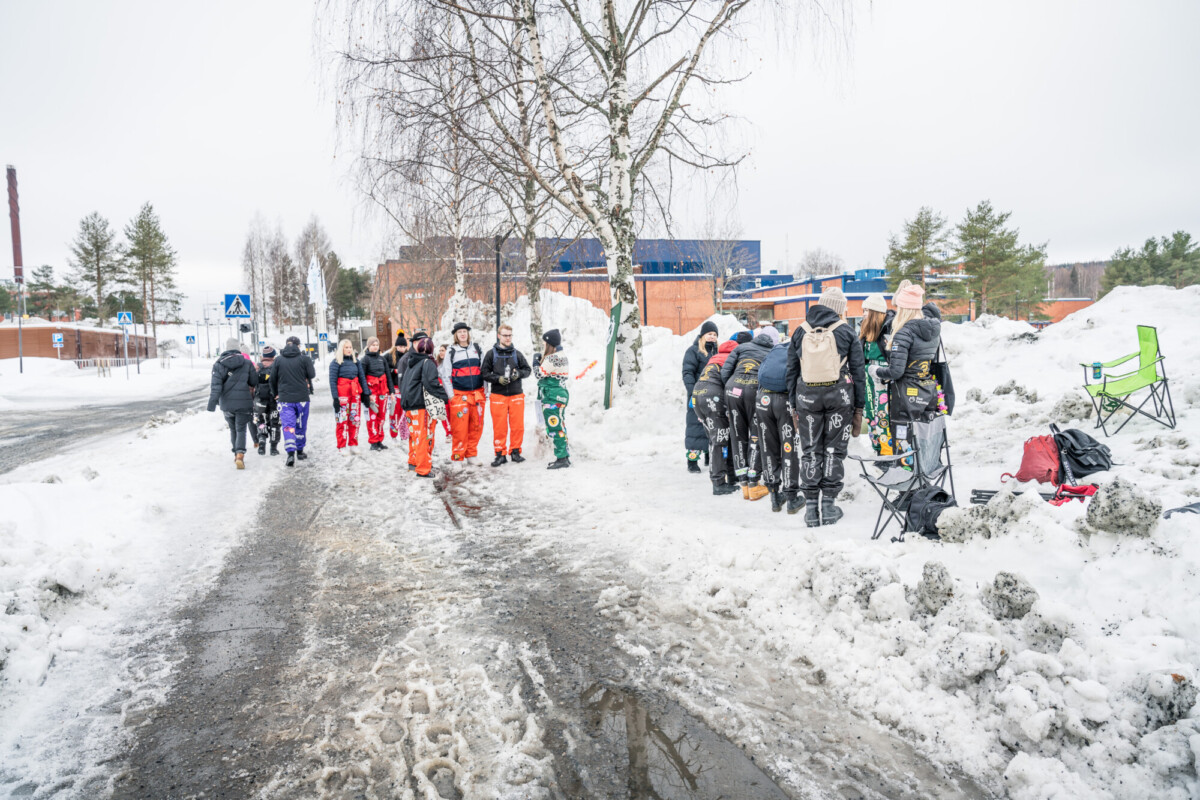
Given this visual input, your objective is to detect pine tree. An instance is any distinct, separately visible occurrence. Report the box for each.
[69,212,125,326]
[124,203,178,337]
[884,206,949,290]
[27,265,58,317]
[1100,231,1199,297]
[951,201,1047,317]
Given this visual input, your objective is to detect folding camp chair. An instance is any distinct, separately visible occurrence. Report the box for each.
[848,414,955,542]
[1081,325,1175,437]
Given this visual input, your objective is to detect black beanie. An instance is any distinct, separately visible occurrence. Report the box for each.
[733,330,753,345]
[700,320,718,336]
[395,332,408,347]
[542,328,562,349]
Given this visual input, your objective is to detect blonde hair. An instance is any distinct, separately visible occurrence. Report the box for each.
[334,339,356,364]
[498,324,513,334]
[366,336,380,350]
[890,307,922,338]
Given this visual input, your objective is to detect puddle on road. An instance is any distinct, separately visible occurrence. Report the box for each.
[581,683,791,800]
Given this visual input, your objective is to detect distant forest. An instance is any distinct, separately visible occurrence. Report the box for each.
[1045,261,1106,300]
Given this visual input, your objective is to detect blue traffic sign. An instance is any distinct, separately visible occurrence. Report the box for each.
[185,335,196,345]
[51,333,63,344]
[117,311,134,325]
[224,294,252,319]
[318,332,328,341]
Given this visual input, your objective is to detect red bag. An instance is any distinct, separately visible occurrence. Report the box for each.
[1002,435,1061,485]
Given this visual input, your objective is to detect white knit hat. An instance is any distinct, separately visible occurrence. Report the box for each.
[862,294,887,313]
[818,286,847,316]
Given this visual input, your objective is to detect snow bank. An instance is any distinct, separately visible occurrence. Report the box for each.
[0,357,208,411]
[506,284,1200,798]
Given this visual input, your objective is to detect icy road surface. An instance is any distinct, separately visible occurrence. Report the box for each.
[99,442,988,799]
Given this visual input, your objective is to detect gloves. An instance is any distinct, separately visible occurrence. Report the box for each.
[499,376,510,386]
[333,398,342,414]
[868,364,887,383]
[851,408,863,437]
[532,353,542,370]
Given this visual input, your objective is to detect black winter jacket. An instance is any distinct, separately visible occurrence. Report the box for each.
[329,357,370,401]
[208,350,258,413]
[719,333,775,388]
[682,336,717,396]
[270,344,316,403]
[785,304,866,410]
[384,349,407,391]
[400,352,449,411]
[360,351,396,393]
[481,343,532,397]
[254,361,275,403]
[757,343,790,392]
[875,303,942,384]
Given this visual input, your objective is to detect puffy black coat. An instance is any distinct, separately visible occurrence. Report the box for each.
[208,350,258,413]
[361,350,396,393]
[785,304,866,409]
[719,333,775,387]
[329,357,370,401]
[481,343,532,397]
[683,336,717,450]
[875,303,942,383]
[400,352,449,411]
[757,343,790,392]
[384,348,407,390]
[270,344,316,403]
[254,361,275,403]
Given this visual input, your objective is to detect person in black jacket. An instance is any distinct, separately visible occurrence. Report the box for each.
[207,337,259,470]
[253,345,281,456]
[330,339,371,454]
[269,335,317,467]
[870,282,942,426]
[480,324,532,467]
[691,339,740,495]
[400,337,449,477]
[360,336,395,451]
[682,320,718,473]
[720,330,775,501]
[383,332,409,441]
[785,287,866,527]
[755,340,800,513]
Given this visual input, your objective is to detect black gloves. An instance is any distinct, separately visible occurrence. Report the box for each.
[851,408,864,437]
[333,398,342,414]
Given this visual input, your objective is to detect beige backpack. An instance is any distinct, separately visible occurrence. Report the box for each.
[799,319,847,384]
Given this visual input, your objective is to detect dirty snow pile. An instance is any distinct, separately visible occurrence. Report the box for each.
[486,285,1200,799]
[0,356,207,410]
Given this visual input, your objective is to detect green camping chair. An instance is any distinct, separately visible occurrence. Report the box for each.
[1081,325,1175,437]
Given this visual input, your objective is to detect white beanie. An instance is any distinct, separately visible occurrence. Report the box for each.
[818,287,847,316]
[862,294,887,313]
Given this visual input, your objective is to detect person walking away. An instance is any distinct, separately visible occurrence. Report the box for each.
[869,282,942,438]
[691,339,740,495]
[270,335,317,467]
[859,294,895,457]
[719,329,775,500]
[253,345,281,456]
[534,329,571,469]
[384,332,409,442]
[440,323,488,465]
[207,337,259,470]
[481,324,532,466]
[330,339,372,455]
[682,321,719,473]
[361,336,395,451]
[784,287,866,527]
[400,337,448,477]
[756,338,800,513]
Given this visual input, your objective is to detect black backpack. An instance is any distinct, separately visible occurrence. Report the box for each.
[1050,424,1113,485]
[905,486,957,539]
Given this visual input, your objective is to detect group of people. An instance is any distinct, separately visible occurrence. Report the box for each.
[682,280,944,528]
[207,324,573,476]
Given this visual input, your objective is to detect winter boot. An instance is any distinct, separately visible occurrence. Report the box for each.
[258,441,266,456]
[804,498,821,528]
[509,449,525,463]
[687,458,701,474]
[821,493,844,526]
[786,494,805,515]
[769,487,784,513]
[235,453,245,470]
[378,441,388,450]
[713,481,739,496]
[547,457,571,470]
[746,482,770,501]
[270,443,279,456]
[286,452,296,467]
[492,453,507,467]
[296,450,308,461]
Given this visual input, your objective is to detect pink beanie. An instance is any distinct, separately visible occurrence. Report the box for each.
[893,283,925,310]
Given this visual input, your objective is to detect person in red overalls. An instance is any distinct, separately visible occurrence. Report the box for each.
[383,332,409,443]
[360,336,396,451]
[439,323,487,465]
[329,339,371,455]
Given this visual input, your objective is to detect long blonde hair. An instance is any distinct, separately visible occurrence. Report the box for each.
[890,308,922,338]
[334,339,356,364]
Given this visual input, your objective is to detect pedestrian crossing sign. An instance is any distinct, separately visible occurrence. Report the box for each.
[186,335,196,344]
[224,294,252,318]
[318,332,328,341]
[117,311,134,325]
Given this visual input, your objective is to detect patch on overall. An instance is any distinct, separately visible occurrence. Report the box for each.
[547,415,560,427]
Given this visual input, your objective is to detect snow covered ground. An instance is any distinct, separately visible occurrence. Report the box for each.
[0,357,208,411]
[1,285,1198,798]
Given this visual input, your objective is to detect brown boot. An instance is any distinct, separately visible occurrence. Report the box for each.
[235,453,245,470]
[741,483,751,500]
[746,483,770,501]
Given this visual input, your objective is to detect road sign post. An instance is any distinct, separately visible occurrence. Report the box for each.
[52,332,63,359]
[117,312,133,380]
[224,294,251,319]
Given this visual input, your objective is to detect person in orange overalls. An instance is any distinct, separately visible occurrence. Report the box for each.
[439,322,487,465]
[400,337,448,477]
[480,324,532,467]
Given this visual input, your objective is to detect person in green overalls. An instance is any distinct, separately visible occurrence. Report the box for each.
[535,328,571,469]
[859,293,894,457]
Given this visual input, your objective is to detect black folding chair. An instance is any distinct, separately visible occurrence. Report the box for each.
[848,415,955,542]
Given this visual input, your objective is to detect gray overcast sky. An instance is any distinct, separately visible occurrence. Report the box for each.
[2,1,1197,320]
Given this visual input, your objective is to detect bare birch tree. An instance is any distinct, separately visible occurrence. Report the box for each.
[241,214,271,337]
[295,215,333,326]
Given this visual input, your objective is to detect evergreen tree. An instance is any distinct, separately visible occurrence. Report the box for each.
[884,206,950,290]
[1100,231,1199,297]
[124,203,179,337]
[1068,265,1082,297]
[951,201,1047,317]
[0,280,14,316]
[330,259,372,327]
[26,265,59,317]
[68,212,125,326]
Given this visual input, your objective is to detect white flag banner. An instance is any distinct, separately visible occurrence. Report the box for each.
[307,255,327,308]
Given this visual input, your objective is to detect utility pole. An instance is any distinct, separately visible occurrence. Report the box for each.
[7,166,25,374]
